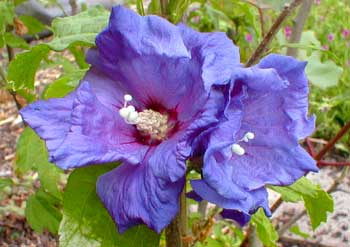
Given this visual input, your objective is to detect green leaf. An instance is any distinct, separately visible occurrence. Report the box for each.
[303,187,334,230]
[68,45,89,69]
[251,208,278,247]
[25,190,62,234]
[59,164,160,247]
[306,52,343,89]
[0,2,15,32]
[289,225,310,239]
[270,177,334,230]
[168,0,191,23]
[136,0,145,15]
[48,6,109,51]
[147,0,161,15]
[19,15,46,35]
[7,44,50,90]
[16,127,62,199]
[14,0,28,6]
[43,69,87,99]
[0,178,13,190]
[4,32,30,49]
[269,177,318,202]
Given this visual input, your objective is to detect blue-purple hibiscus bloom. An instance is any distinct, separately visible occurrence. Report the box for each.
[20,6,240,233]
[189,54,318,225]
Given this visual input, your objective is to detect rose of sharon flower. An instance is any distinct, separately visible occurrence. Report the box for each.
[20,6,240,233]
[190,55,318,223]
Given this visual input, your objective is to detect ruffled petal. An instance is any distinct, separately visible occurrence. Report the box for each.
[220,188,271,226]
[203,54,317,195]
[148,135,188,182]
[22,80,149,170]
[190,180,270,217]
[97,162,184,233]
[20,93,75,153]
[257,54,315,140]
[190,180,247,209]
[178,24,240,90]
[51,82,148,169]
[220,210,251,226]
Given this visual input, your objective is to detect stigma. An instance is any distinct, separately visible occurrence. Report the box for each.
[231,132,255,156]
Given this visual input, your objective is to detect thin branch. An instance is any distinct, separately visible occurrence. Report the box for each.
[280,236,335,247]
[286,0,313,57]
[270,197,283,214]
[186,206,220,247]
[166,185,187,247]
[246,1,266,36]
[315,121,350,161]
[246,0,304,66]
[69,0,78,15]
[258,7,265,37]
[318,160,350,166]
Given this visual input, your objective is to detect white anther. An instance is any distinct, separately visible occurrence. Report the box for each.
[119,107,130,119]
[124,94,133,102]
[245,132,255,140]
[126,105,136,113]
[231,144,245,156]
[127,111,139,124]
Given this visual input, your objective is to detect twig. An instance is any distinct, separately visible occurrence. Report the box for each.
[6,45,15,61]
[198,201,208,218]
[286,0,313,57]
[185,206,220,247]
[160,0,169,18]
[280,236,335,247]
[258,8,265,37]
[166,185,187,247]
[277,167,349,236]
[318,160,350,166]
[69,0,78,15]
[315,121,350,161]
[270,197,283,214]
[305,137,317,157]
[245,1,266,36]
[246,0,304,66]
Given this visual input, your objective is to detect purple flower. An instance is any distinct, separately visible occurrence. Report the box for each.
[284,26,292,39]
[20,6,239,233]
[190,54,317,223]
[342,29,349,39]
[328,33,334,42]
[245,33,253,43]
[314,0,321,5]
[322,44,329,50]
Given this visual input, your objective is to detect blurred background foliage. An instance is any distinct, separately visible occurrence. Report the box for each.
[0,0,349,246]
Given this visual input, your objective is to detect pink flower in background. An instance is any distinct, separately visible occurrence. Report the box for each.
[322,45,329,50]
[342,29,349,39]
[328,33,334,42]
[314,0,321,5]
[285,26,292,39]
[245,33,253,43]
[192,16,200,24]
